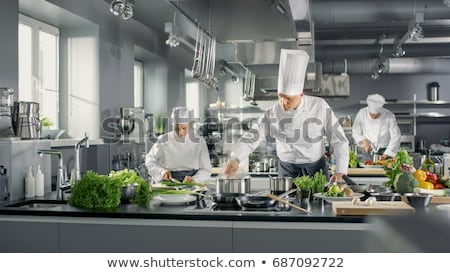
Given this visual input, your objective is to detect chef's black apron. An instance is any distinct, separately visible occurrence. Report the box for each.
[170,169,198,182]
[278,156,329,180]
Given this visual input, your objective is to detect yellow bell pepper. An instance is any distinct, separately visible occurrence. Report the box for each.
[418,180,434,190]
[414,170,427,183]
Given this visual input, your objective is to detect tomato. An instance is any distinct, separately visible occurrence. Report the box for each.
[434,183,446,189]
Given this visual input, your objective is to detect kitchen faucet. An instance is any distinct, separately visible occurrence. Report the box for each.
[74,132,89,183]
[37,149,68,200]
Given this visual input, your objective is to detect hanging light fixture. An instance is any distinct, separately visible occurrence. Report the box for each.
[110,0,134,20]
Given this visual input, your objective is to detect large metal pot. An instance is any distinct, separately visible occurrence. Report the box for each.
[269,176,293,195]
[216,176,251,194]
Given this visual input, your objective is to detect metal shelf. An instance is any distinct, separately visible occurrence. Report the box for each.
[359,100,450,106]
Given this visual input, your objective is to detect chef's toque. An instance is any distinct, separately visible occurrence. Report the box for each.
[171,107,194,124]
[277,49,309,95]
[367,93,386,114]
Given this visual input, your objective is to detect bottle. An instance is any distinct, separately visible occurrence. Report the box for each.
[35,165,44,197]
[421,149,435,174]
[25,167,35,198]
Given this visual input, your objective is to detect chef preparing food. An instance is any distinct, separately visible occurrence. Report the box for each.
[145,106,212,183]
[223,49,349,182]
[352,94,401,161]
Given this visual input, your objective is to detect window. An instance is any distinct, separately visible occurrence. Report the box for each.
[134,59,143,108]
[18,14,59,129]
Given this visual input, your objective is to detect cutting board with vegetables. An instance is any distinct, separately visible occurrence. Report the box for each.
[332,201,415,216]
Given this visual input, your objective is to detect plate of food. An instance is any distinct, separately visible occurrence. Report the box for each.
[153,193,197,206]
[313,192,364,203]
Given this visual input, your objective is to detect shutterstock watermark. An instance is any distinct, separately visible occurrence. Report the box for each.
[100,108,347,145]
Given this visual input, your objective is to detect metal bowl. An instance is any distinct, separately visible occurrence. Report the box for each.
[370,192,401,201]
[121,183,138,203]
[404,193,433,208]
[347,184,370,193]
[367,185,393,194]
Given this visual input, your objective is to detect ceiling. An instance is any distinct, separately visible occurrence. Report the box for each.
[130,0,450,62]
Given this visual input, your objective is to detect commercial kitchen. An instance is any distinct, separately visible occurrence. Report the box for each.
[1,0,450,253]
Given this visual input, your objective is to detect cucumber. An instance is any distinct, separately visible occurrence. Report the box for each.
[413,187,447,196]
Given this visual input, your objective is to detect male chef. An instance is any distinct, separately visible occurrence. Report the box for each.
[145,106,212,183]
[223,49,349,181]
[352,93,401,160]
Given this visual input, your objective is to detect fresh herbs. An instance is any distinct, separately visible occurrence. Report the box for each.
[68,171,122,209]
[69,169,151,209]
[383,149,413,189]
[312,170,327,194]
[293,176,314,191]
[348,151,359,168]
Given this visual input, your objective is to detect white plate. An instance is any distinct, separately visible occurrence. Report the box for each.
[360,164,384,168]
[436,204,450,211]
[154,194,196,205]
[313,192,364,203]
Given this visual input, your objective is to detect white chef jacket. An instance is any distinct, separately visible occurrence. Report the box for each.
[231,95,349,174]
[145,131,212,182]
[352,107,401,157]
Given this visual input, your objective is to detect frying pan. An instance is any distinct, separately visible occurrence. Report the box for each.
[234,189,297,209]
[211,192,246,209]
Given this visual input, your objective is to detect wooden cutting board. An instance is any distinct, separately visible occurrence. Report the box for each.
[347,168,386,176]
[430,196,450,204]
[332,201,415,216]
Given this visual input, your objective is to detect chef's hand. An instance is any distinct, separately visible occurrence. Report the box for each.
[381,154,389,160]
[361,139,371,153]
[224,159,239,178]
[330,173,345,183]
[183,176,194,182]
[162,170,172,181]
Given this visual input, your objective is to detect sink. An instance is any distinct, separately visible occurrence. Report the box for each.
[7,199,68,209]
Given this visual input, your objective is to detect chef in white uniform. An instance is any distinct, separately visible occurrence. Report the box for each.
[223,49,349,181]
[352,94,401,160]
[145,107,212,183]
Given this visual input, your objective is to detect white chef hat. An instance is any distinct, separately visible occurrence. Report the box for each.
[277,49,309,95]
[367,94,386,114]
[171,107,194,124]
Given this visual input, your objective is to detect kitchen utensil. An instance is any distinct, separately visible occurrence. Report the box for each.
[121,183,138,203]
[216,176,251,194]
[332,201,415,216]
[11,101,41,139]
[267,193,311,213]
[234,189,295,210]
[404,193,432,208]
[428,82,439,101]
[269,176,293,195]
[370,192,401,201]
[347,184,370,193]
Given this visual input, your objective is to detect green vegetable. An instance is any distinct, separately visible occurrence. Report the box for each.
[395,172,418,194]
[69,171,122,209]
[348,151,359,168]
[383,149,413,189]
[323,191,345,197]
[293,175,314,191]
[109,169,151,206]
[69,169,151,209]
[312,170,327,194]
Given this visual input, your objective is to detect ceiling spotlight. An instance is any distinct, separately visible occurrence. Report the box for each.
[393,44,405,57]
[110,0,134,20]
[165,33,180,47]
[409,23,424,41]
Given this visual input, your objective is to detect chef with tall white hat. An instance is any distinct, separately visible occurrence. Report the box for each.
[223,49,349,181]
[145,106,212,183]
[352,93,401,160]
